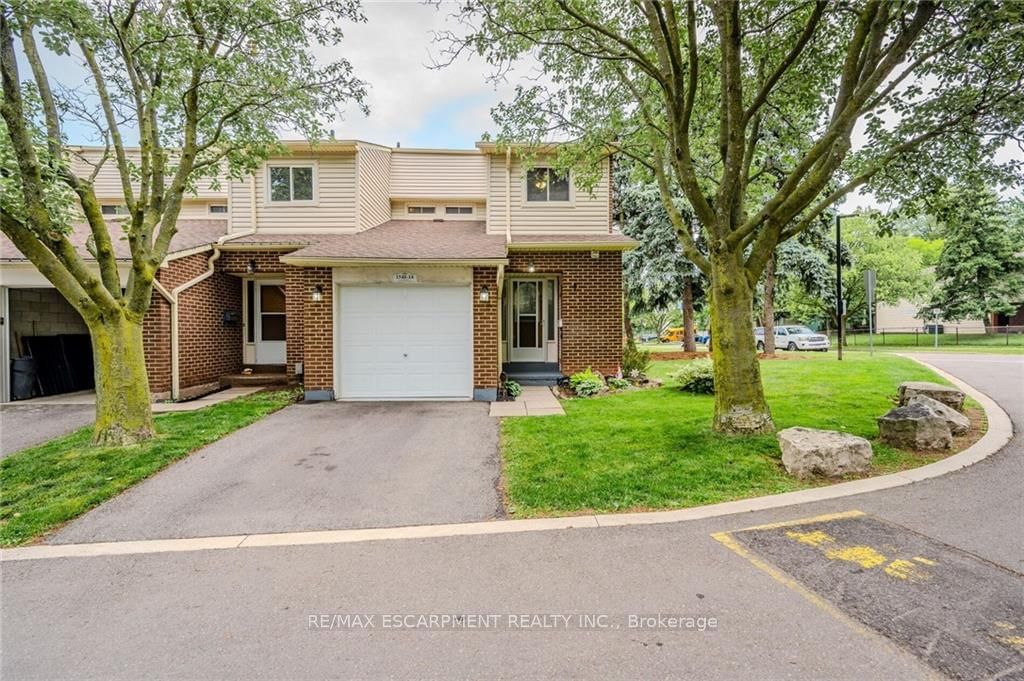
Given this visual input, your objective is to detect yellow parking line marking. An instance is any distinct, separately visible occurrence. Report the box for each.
[785,529,834,547]
[825,545,889,569]
[725,509,866,533]
[711,529,880,642]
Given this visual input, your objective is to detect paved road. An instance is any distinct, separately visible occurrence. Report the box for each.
[0,403,93,457]
[49,401,503,543]
[2,353,1021,679]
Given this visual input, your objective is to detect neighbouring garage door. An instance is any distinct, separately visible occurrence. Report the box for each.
[338,285,473,400]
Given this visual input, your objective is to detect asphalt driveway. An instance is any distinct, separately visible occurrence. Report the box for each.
[0,403,94,458]
[48,401,502,543]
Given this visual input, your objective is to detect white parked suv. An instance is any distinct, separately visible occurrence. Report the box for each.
[755,325,830,352]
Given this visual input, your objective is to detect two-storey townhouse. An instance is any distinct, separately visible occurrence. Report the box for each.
[0,140,634,403]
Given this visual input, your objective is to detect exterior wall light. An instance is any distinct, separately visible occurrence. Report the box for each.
[479,285,491,302]
[311,284,324,302]
[526,261,536,273]
[246,258,256,274]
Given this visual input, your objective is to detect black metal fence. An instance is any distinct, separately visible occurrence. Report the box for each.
[828,325,1024,348]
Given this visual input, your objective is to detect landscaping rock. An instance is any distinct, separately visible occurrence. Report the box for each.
[898,381,965,412]
[878,402,952,450]
[908,395,971,435]
[778,427,873,479]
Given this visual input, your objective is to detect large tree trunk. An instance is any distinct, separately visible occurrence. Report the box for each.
[709,252,775,434]
[682,279,697,352]
[89,315,155,446]
[762,256,776,357]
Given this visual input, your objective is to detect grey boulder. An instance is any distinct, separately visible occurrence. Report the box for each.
[898,381,965,412]
[778,427,873,479]
[908,394,970,435]
[878,402,952,450]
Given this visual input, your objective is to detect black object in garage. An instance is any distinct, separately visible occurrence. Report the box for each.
[11,357,37,400]
[20,334,95,397]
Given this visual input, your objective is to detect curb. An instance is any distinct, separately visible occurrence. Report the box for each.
[2,357,1013,562]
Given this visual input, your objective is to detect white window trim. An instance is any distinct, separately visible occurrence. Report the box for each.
[522,167,575,207]
[265,161,319,206]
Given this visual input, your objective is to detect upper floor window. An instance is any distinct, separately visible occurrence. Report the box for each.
[445,206,473,215]
[408,206,436,215]
[526,168,570,202]
[209,204,228,214]
[100,204,129,216]
[269,165,314,203]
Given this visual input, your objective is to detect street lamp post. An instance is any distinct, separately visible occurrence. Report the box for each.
[835,213,856,361]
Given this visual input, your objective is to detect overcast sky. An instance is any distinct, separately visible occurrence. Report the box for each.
[315,2,514,149]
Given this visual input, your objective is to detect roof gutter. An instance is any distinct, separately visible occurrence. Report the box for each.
[280,256,509,267]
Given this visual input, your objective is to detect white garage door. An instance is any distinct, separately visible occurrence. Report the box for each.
[338,286,473,399]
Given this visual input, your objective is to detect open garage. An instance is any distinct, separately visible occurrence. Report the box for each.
[2,287,94,402]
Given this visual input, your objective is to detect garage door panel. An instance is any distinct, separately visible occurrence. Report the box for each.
[338,285,472,400]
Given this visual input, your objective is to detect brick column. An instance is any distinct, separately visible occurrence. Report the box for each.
[285,266,305,378]
[473,266,500,400]
[301,267,334,399]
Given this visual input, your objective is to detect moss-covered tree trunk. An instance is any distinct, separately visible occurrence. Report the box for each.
[709,251,775,434]
[762,255,776,357]
[682,279,697,352]
[88,314,154,446]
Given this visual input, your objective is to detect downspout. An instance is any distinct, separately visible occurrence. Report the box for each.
[496,262,505,384]
[505,146,512,244]
[161,176,259,400]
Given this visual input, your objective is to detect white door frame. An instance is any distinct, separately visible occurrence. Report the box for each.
[507,276,558,363]
[0,286,9,402]
[253,279,286,364]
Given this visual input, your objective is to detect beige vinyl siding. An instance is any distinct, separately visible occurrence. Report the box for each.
[229,177,252,232]
[486,155,610,235]
[356,144,392,231]
[228,153,357,233]
[178,201,227,219]
[69,148,227,201]
[391,200,486,220]
[389,151,487,199]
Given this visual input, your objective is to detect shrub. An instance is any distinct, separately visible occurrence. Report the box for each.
[504,380,522,399]
[569,368,605,397]
[608,377,630,390]
[622,339,651,378]
[670,359,715,394]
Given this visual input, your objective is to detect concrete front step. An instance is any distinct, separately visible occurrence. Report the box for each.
[506,373,563,386]
[221,373,291,388]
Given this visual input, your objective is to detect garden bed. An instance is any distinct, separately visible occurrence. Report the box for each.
[500,354,985,517]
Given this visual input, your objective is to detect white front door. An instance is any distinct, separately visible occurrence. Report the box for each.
[338,285,472,399]
[255,281,286,364]
[510,279,547,362]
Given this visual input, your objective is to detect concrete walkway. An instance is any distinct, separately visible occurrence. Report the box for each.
[22,386,264,412]
[489,386,565,416]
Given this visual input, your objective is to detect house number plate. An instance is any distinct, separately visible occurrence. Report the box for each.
[392,272,417,283]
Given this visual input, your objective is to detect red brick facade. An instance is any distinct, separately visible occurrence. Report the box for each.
[506,251,624,376]
[299,267,334,393]
[138,247,621,401]
[473,267,501,390]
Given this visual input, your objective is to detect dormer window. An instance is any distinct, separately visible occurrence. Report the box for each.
[268,165,315,203]
[445,206,473,215]
[526,168,570,202]
[408,206,436,214]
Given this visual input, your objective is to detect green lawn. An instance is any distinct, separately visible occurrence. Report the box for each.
[502,354,975,517]
[0,389,297,546]
[639,341,710,353]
